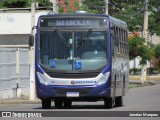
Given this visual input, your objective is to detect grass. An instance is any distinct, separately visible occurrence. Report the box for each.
[128,84,138,89]
[129,76,160,81]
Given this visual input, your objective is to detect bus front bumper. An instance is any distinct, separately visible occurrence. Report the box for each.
[37,83,111,99]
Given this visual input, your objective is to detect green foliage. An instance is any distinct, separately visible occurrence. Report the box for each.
[130,68,141,75]
[58,4,64,14]
[147,67,160,74]
[110,0,160,36]
[82,0,104,14]
[74,1,79,8]
[139,45,154,65]
[130,67,160,75]
[129,36,145,60]
[0,1,5,8]
[112,2,144,32]
[0,0,30,8]
[154,43,160,59]
[82,0,160,36]
[129,36,154,65]
[64,0,73,13]
[64,0,69,6]
[78,4,99,14]
[152,43,160,68]
[0,0,52,8]
[37,0,52,6]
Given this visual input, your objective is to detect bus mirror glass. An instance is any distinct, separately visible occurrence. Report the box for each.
[29,34,34,46]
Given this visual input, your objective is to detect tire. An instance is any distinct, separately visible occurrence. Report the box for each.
[115,96,123,107]
[64,99,72,108]
[104,97,114,109]
[122,76,125,96]
[42,98,51,109]
[122,85,125,96]
[54,99,63,108]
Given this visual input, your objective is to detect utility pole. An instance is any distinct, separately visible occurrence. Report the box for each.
[142,0,149,83]
[50,0,58,14]
[30,0,36,100]
[105,0,109,15]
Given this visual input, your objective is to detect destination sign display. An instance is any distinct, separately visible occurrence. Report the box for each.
[54,20,92,26]
[40,17,108,28]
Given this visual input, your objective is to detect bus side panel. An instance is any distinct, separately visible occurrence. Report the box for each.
[109,17,129,98]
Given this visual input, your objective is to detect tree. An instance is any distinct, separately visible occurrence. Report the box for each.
[128,33,155,83]
[154,44,160,59]
[109,0,160,36]
[153,44,160,67]
[0,0,52,8]
[82,0,160,36]
[36,0,52,7]
[82,0,105,14]
[0,0,30,8]
[129,34,154,65]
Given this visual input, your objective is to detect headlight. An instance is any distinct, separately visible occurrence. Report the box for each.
[37,72,49,85]
[97,72,110,85]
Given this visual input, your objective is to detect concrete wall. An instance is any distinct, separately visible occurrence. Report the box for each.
[0,48,29,99]
[0,11,50,34]
[0,34,29,45]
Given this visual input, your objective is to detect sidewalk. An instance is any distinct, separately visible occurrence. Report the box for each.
[0,98,41,104]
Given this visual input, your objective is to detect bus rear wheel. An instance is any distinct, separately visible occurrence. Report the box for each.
[54,99,63,108]
[42,98,51,109]
[104,97,114,109]
[115,96,123,107]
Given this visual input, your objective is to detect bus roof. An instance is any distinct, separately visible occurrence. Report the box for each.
[108,16,127,28]
[39,13,108,18]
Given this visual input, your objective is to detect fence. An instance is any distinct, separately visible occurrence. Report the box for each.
[0,48,30,99]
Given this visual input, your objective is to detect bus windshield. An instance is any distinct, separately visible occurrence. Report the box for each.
[39,30,108,72]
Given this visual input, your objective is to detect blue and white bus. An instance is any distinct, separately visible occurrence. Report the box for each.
[29,12,129,109]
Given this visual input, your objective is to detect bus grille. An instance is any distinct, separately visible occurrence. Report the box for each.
[47,73,99,79]
[54,88,93,96]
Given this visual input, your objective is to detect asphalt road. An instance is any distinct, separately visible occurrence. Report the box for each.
[0,85,160,120]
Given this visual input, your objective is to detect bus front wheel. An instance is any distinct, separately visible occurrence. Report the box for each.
[104,97,114,109]
[42,98,51,109]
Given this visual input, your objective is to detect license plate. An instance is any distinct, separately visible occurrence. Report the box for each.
[66,92,79,97]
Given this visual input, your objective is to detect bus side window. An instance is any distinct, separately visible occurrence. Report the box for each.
[111,26,119,46]
[111,26,118,55]
[125,30,129,56]
[111,26,115,55]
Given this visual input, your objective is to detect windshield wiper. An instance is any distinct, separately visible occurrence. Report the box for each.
[55,29,70,47]
[77,28,92,48]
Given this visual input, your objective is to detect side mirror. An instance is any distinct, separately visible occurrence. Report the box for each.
[29,34,34,46]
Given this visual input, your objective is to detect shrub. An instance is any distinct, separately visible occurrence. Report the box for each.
[130,68,141,75]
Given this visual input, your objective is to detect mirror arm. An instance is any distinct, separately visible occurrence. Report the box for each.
[31,26,37,34]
